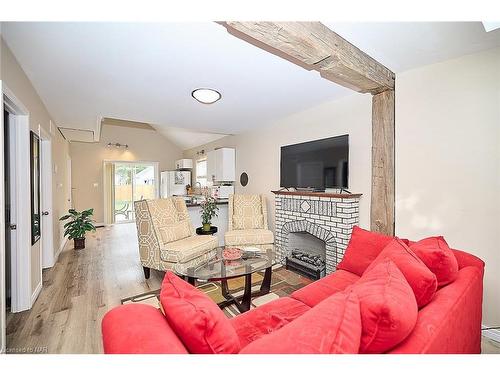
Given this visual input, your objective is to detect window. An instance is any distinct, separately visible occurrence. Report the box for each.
[196,159,208,187]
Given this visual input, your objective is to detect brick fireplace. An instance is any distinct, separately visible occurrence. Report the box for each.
[273,191,362,277]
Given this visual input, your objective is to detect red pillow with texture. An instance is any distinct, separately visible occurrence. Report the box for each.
[337,226,394,276]
[364,238,437,308]
[350,260,418,354]
[159,272,241,354]
[240,291,362,354]
[410,236,459,287]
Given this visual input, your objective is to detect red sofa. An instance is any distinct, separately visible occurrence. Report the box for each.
[102,242,484,354]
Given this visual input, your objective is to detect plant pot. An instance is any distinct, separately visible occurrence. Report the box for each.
[202,223,211,232]
[74,237,85,250]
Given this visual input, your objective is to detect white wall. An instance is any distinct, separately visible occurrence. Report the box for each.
[396,47,500,326]
[184,93,373,231]
[70,124,183,223]
[185,46,500,327]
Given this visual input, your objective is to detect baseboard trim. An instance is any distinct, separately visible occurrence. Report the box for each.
[482,324,500,343]
[55,237,68,261]
[30,281,42,306]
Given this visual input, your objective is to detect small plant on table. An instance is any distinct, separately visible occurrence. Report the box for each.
[200,196,219,232]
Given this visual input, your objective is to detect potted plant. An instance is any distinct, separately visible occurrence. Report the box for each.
[200,196,219,232]
[59,208,96,250]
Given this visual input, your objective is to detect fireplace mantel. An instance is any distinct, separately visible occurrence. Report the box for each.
[271,190,362,199]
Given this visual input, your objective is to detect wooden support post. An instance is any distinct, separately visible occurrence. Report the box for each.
[371,90,395,235]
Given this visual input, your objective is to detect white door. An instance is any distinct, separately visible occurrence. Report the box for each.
[40,133,54,269]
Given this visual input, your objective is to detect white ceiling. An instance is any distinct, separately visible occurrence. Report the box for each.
[59,127,94,143]
[325,22,500,73]
[155,125,228,150]
[2,22,500,148]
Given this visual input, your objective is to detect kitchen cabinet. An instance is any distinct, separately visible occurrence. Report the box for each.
[206,148,235,182]
[175,158,193,170]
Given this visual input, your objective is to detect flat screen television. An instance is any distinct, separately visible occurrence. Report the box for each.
[280,135,349,190]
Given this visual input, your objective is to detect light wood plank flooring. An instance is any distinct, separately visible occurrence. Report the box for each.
[6,224,164,354]
[5,223,500,354]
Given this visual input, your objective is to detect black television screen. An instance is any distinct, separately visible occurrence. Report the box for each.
[280,135,349,190]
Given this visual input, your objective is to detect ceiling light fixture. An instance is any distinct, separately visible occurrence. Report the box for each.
[191,88,221,104]
[107,142,128,149]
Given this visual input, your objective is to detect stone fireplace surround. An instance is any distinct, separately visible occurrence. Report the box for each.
[273,191,362,275]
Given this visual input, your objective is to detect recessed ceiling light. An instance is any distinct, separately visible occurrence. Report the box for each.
[191,88,221,104]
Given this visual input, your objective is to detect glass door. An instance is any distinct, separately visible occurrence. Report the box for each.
[114,163,133,223]
[113,162,158,223]
[132,164,156,202]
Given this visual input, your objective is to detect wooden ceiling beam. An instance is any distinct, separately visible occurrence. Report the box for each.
[220,21,395,94]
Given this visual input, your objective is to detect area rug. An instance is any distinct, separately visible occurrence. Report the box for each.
[121,266,312,317]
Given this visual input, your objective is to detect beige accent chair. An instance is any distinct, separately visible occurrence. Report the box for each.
[224,194,274,248]
[134,197,218,278]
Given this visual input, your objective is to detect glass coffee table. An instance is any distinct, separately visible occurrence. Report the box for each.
[174,245,280,313]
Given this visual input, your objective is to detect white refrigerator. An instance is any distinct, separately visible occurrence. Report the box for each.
[161,171,191,197]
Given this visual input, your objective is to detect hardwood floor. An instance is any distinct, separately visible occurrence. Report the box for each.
[5,222,500,354]
[6,224,164,354]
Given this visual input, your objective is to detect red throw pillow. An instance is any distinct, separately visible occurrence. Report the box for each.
[410,236,459,287]
[337,226,394,276]
[364,238,437,308]
[159,272,241,354]
[240,291,362,354]
[350,260,418,353]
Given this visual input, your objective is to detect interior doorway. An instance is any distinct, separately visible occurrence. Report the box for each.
[3,85,33,314]
[103,161,159,225]
[4,110,13,312]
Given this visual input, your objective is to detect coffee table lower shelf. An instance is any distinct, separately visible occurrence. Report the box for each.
[185,266,272,313]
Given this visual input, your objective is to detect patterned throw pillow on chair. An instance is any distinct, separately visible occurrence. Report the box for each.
[158,219,192,244]
[232,194,264,230]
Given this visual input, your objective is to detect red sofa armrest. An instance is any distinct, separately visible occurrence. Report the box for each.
[388,266,483,354]
[102,304,188,354]
[452,249,485,273]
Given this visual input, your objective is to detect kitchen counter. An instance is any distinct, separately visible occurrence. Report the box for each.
[185,199,228,207]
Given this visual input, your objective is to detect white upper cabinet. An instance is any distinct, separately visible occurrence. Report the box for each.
[206,148,235,182]
[175,158,193,170]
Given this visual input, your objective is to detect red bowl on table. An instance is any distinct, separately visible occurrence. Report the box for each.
[223,248,242,261]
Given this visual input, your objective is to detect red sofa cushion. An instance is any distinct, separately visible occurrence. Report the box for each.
[364,238,437,308]
[230,297,310,348]
[290,269,360,307]
[240,291,362,354]
[159,272,240,354]
[337,226,394,276]
[410,236,459,287]
[102,304,188,354]
[350,260,418,353]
